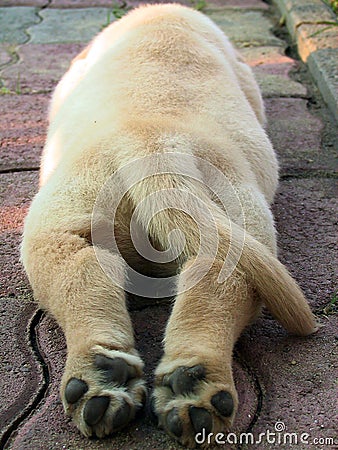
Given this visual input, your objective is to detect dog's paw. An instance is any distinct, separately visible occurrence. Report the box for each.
[151,362,237,448]
[61,345,146,438]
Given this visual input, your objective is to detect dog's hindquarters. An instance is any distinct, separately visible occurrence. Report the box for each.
[125,163,317,337]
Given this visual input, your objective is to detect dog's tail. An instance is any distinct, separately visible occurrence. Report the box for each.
[124,159,317,336]
[226,224,318,336]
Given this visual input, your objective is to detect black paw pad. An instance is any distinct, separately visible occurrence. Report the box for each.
[95,354,136,385]
[113,400,131,430]
[83,396,110,426]
[211,391,234,417]
[163,365,206,395]
[166,408,183,437]
[65,378,88,404]
[189,406,212,435]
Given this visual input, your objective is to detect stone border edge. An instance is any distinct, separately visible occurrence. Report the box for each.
[272,0,338,122]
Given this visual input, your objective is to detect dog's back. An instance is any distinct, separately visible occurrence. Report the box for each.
[42,4,277,202]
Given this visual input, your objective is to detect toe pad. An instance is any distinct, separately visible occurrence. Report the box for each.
[65,378,88,404]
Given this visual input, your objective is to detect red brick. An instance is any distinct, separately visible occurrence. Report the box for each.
[0,94,47,171]
[1,43,83,94]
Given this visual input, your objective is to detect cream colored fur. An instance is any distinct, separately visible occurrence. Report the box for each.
[21,4,317,447]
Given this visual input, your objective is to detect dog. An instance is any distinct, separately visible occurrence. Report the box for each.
[21,4,317,447]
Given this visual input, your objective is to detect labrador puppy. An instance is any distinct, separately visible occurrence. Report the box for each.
[21,4,317,447]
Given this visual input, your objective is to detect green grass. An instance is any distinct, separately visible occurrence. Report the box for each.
[322,292,337,315]
[0,73,22,95]
[0,86,12,95]
[15,72,22,94]
[102,0,130,28]
[102,0,208,28]
[309,22,338,38]
[322,0,338,15]
[190,0,208,11]
[108,0,209,16]
[109,1,130,19]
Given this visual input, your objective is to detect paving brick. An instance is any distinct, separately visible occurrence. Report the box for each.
[240,46,307,98]
[0,94,47,171]
[205,0,269,9]
[265,97,337,174]
[46,0,268,8]
[0,7,39,44]
[0,170,42,441]
[273,0,338,123]
[272,178,337,307]
[47,0,269,9]
[0,0,48,5]
[49,0,132,6]
[275,0,338,62]
[233,177,337,448]
[237,316,337,448]
[0,171,39,297]
[0,43,14,68]
[281,0,334,32]
[0,297,42,442]
[0,170,42,448]
[207,10,283,47]
[0,229,28,297]
[256,73,305,98]
[308,48,338,122]
[296,23,338,62]
[27,8,112,44]
[240,45,296,71]
[1,43,84,93]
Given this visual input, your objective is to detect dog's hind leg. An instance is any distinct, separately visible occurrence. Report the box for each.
[151,256,259,447]
[21,191,146,438]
